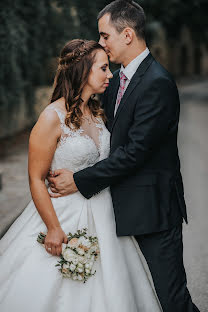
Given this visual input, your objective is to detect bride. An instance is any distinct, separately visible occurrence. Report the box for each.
[0,39,162,312]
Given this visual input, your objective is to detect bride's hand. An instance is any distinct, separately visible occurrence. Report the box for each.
[44,227,68,256]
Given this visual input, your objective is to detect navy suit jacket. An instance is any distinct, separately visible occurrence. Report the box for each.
[74,53,187,236]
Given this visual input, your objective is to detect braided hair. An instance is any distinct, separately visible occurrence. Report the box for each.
[50,39,106,130]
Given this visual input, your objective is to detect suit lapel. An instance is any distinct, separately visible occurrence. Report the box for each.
[111,53,154,132]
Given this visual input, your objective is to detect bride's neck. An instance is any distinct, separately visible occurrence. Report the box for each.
[80,88,93,115]
[79,101,91,115]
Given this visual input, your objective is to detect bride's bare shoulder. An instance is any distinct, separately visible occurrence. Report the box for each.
[46,98,66,113]
[39,98,66,125]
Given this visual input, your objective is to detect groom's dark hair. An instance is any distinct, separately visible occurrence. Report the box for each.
[97,0,146,40]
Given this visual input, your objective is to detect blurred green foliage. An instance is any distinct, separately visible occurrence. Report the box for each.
[0,0,207,113]
[0,0,55,115]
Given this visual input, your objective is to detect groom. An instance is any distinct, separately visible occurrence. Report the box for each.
[48,1,199,311]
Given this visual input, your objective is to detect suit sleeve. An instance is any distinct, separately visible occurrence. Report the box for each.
[74,77,179,199]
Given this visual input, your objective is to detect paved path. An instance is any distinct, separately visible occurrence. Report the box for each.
[0,130,31,236]
[178,80,208,311]
[0,80,208,310]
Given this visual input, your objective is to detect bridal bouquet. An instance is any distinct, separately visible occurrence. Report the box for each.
[37,228,99,283]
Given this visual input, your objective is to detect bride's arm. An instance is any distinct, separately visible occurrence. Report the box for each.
[28,108,68,256]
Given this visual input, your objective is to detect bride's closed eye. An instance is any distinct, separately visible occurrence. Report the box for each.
[101,65,108,72]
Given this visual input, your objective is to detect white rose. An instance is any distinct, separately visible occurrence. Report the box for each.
[78,237,83,246]
[77,267,83,273]
[85,268,91,275]
[85,263,90,269]
[78,236,85,244]
[63,249,75,262]
[77,248,85,256]
[83,239,91,248]
[72,274,78,280]
[69,263,76,272]
[72,258,79,265]
[78,263,83,268]
[82,258,87,264]
[78,237,91,248]
[63,263,69,269]
[78,256,85,264]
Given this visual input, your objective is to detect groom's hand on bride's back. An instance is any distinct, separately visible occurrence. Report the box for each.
[47,169,78,198]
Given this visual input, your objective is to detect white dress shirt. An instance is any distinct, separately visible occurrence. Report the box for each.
[114,47,150,116]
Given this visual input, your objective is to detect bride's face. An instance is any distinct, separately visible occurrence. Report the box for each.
[86,49,113,94]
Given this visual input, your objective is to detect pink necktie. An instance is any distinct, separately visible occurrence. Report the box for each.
[114,71,128,116]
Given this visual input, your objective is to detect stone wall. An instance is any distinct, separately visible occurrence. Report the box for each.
[0,96,30,140]
[0,87,52,140]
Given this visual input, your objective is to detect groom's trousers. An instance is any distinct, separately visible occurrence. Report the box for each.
[135,224,200,312]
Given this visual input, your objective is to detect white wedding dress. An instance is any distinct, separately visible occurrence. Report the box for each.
[0,106,162,312]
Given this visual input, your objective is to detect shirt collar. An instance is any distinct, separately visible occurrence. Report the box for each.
[120,47,150,81]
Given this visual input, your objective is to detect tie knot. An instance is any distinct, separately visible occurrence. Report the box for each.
[120,71,127,81]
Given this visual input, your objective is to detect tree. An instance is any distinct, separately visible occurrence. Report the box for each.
[140,0,208,43]
[0,0,207,134]
[0,0,57,111]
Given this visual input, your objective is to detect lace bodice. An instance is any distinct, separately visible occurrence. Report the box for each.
[50,108,110,173]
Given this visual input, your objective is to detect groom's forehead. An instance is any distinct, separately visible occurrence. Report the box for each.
[98,14,112,31]
[98,17,116,35]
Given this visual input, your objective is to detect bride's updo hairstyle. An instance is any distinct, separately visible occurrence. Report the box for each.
[50,39,106,130]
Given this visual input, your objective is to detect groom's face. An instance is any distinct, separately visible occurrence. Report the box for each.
[98,14,126,64]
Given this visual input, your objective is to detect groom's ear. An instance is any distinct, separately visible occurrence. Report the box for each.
[123,28,134,45]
